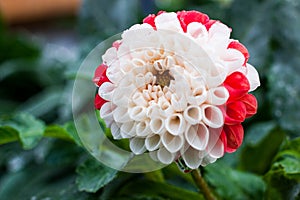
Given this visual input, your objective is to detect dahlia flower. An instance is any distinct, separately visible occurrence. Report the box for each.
[93,10,260,170]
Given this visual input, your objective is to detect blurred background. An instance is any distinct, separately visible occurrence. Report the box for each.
[0,0,299,199]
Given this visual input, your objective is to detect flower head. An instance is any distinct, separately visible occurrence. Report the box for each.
[94,10,260,170]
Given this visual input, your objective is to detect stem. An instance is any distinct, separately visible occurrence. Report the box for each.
[191,169,216,200]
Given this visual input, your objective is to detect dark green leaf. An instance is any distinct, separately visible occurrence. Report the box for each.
[264,137,300,200]
[239,122,286,174]
[76,157,118,193]
[0,113,45,149]
[205,162,266,200]
[116,179,204,200]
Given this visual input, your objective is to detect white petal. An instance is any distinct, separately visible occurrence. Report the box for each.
[206,86,229,105]
[149,116,166,134]
[206,128,224,159]
[161,132,184,153]
[201,104,224,128]
[99,102,115,127]
[206,63,227,88]
[188,85,207,105]
[136,120,152,137]
[157,147,175,164]
[246,63,260,92]
[185,123,209,151]
[98,82,115,101]
[187,22,208,39]
[110,122,122,139]
[181,146,202,169]
[128,106,147,121]
[221,48,244,74]
[155,12,183,32]
[165,113,186,136]
[145,134,161,151]
[201,155,217,166]
[183,105,202,125]
[102,47,117,66]
[113,107,131,123]
[129,137,146,155]
[171,94,187,112]
[131,92,148,107]
[120,121,136,138]
[149,151,159,162]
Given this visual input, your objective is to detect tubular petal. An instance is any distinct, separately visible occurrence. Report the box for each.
[129,137,147,155]
[185,123,209,151]
[201,104,224,128]
[161,132,184,153]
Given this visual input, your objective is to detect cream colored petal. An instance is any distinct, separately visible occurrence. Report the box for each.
[165,113,186,136]
[246,63,260,92]
[149,116,166,134]
[188,85,207,106]
[149,151,159,162]
[201,104,224,128]
[185,123,209,151]
[155,12,183,32]
[187,22,208,39]
[99,102,115,127]
[183,105,202,125]
[98,82,115,101]
[201,155,217,167]
[171,94,187,112]
[206,86,229,105]
[153,59,165,72]
[161,132,184,153]
[221,48,244,74]
[128,106,147,121]
[113,107,131,123]
[120,121,136,138]
[102,47,117,66]
[136,120,152,137]
[129,137,146,155]
[131,92,148,107]
[157,147,176,164]
[206,64,227,88]
[110,122,122,139]
[181,146,202,169]
[206,128,224,159]
[163,56,176,69]
[145,134,161,151]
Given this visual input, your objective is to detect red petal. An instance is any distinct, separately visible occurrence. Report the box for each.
[204,20,217,30]
[94,94,107,110]
[225,101,247,124]
[240,93,258,118]
[143,14,156,28]
[228,41,249,66]
[223,124,244,153]
[177,10,210,32]
[93,64,109,86]
[224,72,250,102]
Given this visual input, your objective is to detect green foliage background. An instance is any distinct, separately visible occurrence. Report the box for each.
[0,0,300,199]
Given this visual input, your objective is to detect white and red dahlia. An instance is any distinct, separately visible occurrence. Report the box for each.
[93,11,260,169]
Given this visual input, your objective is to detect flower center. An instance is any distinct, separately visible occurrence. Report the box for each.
[155,70,174,88]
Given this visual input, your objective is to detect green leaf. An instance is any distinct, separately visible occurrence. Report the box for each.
[239,122,286,174]
[0,113,45,149]
[76,157,118,193]
[205,162,266,200]
[264,137,300,200]
[116,179,204,200]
